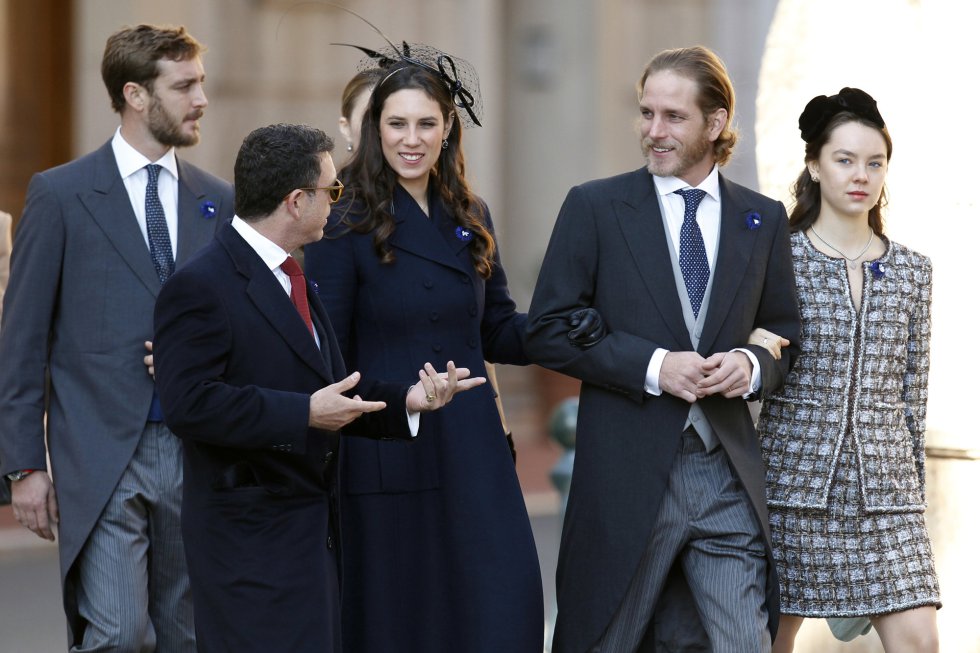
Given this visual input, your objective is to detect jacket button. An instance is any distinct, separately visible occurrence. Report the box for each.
[459,275,470,284]
[430,312,439,322]
[468,338,478,349]
[326,535,334,550]
[423,279,434,289]
[432,344,443,353]
[469,306,477,316]
[323,451,334,463]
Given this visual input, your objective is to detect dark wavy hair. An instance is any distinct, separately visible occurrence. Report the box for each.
[637,45,738,166]
[339,64,495,278]
[788,112,893,235]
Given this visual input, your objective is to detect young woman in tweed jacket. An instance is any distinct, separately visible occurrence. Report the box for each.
[752,88,940,653]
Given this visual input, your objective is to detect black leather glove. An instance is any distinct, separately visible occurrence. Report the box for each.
[567,307,607,349]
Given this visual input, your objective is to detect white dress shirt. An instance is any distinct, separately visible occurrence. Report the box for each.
[112,127,179,254]
[643,167,761,397]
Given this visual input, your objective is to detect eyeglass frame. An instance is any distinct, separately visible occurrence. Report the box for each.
[288,179,344,204]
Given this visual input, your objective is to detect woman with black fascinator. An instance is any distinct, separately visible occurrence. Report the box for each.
[304,41,599,651]
[750,89,941,652]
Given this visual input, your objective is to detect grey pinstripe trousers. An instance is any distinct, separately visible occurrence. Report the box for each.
[72,422,194,652]
[593,430,771,653]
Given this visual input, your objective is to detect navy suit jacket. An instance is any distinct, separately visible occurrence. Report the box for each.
[153,222,412,652]
[526,169,801,651]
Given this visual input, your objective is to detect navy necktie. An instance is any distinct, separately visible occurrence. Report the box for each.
[674,188,710,318]
[145,164,175,283]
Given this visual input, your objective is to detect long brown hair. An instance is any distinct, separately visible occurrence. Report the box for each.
[788,112,893,235]
[339,65,495,278]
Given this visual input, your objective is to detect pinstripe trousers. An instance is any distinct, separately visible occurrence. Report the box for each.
[593,430,770,653]
[72,422,194,652]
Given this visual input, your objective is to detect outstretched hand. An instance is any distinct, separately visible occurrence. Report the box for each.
[309,371,387,431]
[406,361,486,413]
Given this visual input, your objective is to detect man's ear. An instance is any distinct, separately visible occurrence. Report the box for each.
[283,189,306,217]
[706,108,727,141]
[122,82,146,112]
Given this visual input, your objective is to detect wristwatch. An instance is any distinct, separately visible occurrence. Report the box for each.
[5,469,35,482]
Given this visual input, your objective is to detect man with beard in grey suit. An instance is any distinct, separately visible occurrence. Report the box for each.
[0,24,233,651]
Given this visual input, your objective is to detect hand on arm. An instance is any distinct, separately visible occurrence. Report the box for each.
[405,361,486,413]
[567,308,607,349]
[747,327,789,361]
[11,471,59,542]
[309,371,387,431]
[697,351,752,399]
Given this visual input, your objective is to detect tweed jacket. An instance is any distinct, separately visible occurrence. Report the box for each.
[758,231,931,513]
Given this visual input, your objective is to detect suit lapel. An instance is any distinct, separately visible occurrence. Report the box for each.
[697,175,757,353]
[219,226,331,381]
[615,169,693,350]
[78,141,161,296]
[175,159,222,266]
[388,184,468,275]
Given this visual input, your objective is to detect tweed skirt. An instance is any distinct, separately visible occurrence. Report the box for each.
[768,432,941,617]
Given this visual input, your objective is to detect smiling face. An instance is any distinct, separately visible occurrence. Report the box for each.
[379,88,452,196]
[809,120,888,221]
[144,56,208,148]
[638,70,725,186]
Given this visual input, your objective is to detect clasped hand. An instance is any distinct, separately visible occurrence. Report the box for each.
[309,362,486,431]
[659,351,752,403]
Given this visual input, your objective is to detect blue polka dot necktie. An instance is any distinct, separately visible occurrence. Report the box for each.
[145,164,175,283]
[674,188,710,318]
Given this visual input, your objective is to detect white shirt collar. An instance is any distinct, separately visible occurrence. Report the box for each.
[111,127,179,181]
[652,165,720,202]
[231,216,290,272]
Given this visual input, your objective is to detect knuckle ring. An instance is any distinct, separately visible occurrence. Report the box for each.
[425,393,435,403]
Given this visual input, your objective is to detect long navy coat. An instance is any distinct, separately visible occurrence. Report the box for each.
[304,184,544,653]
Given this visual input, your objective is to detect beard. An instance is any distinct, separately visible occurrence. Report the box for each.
[642,128,713,179]
[147,95,201,148]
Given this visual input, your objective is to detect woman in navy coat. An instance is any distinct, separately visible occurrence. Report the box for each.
[304,51,543,652]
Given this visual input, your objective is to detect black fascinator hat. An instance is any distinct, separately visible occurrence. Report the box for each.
[798,87,885,143]
[331,7,483,128]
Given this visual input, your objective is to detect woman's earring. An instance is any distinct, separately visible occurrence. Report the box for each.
[811,174,819,182]
[442,139,449,150]
[346,142,353,152]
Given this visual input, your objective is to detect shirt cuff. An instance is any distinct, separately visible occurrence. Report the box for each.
[406,409,420,438]
[645,348,669,395]
[731,347,761,398]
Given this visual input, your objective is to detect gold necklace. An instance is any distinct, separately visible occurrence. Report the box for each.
[809,227,874,270]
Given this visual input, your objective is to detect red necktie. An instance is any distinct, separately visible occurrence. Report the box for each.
[280,256,315,336]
